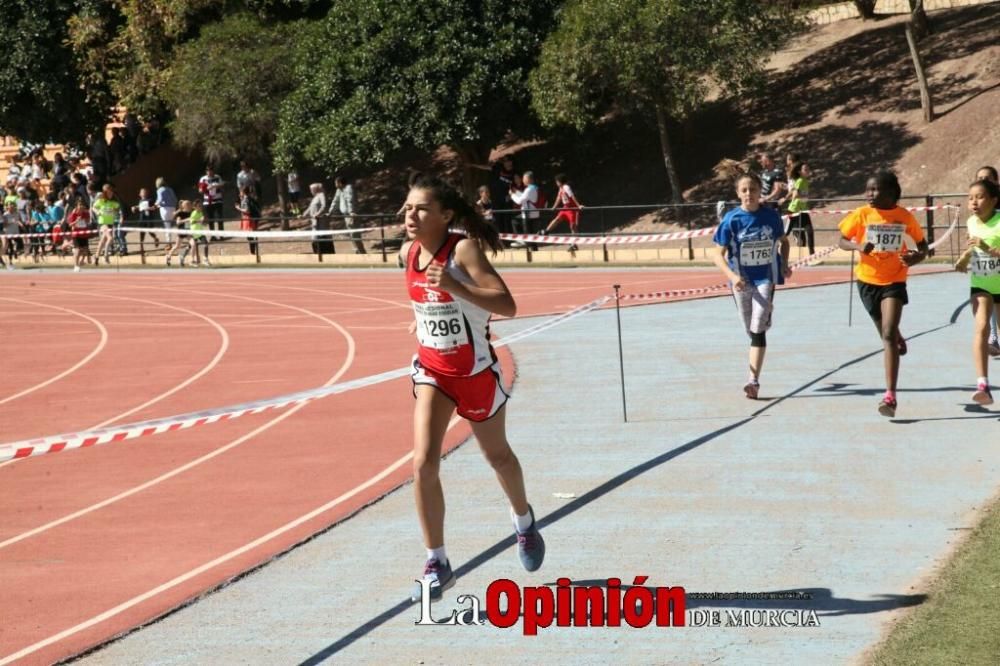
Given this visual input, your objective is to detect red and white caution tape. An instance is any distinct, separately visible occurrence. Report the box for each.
[2,228,97,239]
[928,206,960,250]
[0,297,608,463]
[117,224,403,239]
[498,205,962,247]
[498,227,717,246]
[805,203,960,216]
[619,246,839,302]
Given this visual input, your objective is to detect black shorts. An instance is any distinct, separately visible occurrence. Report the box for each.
[73,235,90,249]
[858,281,908,320]
[970,287,1000,303]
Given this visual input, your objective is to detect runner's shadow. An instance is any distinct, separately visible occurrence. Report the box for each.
[683,587,926,616]
[893,405,1000,424]
[809,383,973,397]
[566,581,926,617]
[297,322,953,664]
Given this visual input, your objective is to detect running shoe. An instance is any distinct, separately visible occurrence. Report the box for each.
[988,340,1000,357]
[896,332,907,356]
[73,265,80,273]
[878,396,897,417]
[743,380,759,400]
[972,382,994,406]
[516,506,545,572]
[409,558,455,603]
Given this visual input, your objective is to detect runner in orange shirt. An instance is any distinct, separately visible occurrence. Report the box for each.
[838,170,929,417]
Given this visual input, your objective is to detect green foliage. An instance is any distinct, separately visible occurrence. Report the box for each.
[0,0,110,143]
[529,0,801,199]
[68,0,327,121]
[274,0,560,173]
[163,12,299,163]
[530,0,799,130]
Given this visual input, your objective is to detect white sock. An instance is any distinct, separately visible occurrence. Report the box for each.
[511,507,534,533]
[426,546,447,565]
[977,376,988,387]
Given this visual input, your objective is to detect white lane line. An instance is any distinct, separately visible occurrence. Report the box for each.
[0,415,456,666]
[0,299,109,407]
[0,287,353,551]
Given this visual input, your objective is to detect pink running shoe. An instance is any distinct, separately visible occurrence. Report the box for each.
[878,395,897,417]
[972,383,994,406]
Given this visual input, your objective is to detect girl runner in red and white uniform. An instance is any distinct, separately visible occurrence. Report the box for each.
[401,173,545,603]
[542,173,583,235]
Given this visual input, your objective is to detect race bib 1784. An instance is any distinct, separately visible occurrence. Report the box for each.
[970,249,1000,277]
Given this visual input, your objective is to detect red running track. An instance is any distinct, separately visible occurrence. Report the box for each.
[0,266,937,664]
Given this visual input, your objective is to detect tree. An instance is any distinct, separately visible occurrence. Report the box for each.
[68,0,328,121]
[162,13,299,164]
[274,0,560,193]
[0,0,111,143]
[529,0,800,203]
[853,0,878,19]
[162,12,301,226]
[908,0,931,39]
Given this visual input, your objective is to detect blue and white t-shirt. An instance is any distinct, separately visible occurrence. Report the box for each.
[713,206,785,286]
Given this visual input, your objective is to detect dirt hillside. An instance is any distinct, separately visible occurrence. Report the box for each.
[355,3,999,236]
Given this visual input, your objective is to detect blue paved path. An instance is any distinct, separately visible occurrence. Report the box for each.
[81,270,1000,666]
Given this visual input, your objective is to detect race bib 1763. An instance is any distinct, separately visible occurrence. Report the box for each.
[739,239,774,267]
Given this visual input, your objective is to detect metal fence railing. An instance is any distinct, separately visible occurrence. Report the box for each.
[7,193,970,267]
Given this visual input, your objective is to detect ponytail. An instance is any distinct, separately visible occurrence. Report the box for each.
[408,173,503,255]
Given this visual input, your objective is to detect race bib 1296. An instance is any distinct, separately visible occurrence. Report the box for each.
[413,300,468,350]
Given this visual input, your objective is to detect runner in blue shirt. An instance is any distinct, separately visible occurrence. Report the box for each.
[712,174,792,399]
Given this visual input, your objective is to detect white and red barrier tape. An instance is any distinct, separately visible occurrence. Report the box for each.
[497,204,961,246]
[498,226,717,246]
[116,224,404,239]
[2,229,97,240]
[619,246,839,302]
[4,204,959,244]
[0,296,610,463]
[617,207,960,303]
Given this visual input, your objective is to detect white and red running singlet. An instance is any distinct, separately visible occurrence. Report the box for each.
[406,233,497,377]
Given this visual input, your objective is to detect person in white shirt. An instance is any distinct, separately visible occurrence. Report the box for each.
[302,183,331,254]
[509,170,540,236]
[328,176,365,253]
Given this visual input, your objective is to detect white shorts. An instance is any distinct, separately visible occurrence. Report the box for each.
[159,207,176,224]
[733,282,775,335]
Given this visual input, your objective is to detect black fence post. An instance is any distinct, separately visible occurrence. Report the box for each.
[601,209,609,263]
[380,222,387,263]
[925,194,935,248]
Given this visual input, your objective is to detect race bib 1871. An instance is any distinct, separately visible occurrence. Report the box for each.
[865,223,905,252]
[413,300,468,350]
[739,239,774,267]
